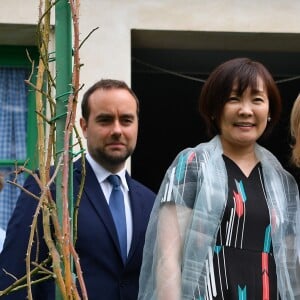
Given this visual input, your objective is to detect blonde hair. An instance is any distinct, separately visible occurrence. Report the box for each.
[290,94,300,167]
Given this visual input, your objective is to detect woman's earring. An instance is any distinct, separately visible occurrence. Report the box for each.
[267,116,271,122]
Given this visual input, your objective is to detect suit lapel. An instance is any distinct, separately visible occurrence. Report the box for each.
[126,174,144,261]
[73,159,121,255]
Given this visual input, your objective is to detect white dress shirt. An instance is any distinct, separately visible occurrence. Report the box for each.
[85,152,133,254]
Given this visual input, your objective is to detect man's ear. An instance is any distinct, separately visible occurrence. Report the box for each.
[80,117,88,138]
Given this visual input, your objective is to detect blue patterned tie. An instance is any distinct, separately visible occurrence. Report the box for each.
[107,175,127,263]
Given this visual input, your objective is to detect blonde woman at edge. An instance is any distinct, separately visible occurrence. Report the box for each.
[139,58,300,300]
[290,93,300,268]
[291,94,300,167]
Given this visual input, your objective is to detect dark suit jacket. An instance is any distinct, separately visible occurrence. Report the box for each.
[0,158,156,299]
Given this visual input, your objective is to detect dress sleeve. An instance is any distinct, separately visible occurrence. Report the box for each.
[159,149,200,208]
[139,149,201,300]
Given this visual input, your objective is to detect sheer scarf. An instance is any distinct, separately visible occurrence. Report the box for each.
[138,136,300,300]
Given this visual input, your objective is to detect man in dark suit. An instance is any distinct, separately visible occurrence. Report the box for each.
[0,79,156,299]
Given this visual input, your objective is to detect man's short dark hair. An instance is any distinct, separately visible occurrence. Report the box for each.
[81,79,140,121]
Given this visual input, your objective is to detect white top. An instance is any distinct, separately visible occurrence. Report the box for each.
[0,227,5,253]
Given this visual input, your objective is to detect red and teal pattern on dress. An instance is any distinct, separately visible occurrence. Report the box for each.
[238,285,247,300]
[211,157,277,300]
[232,179,247,248]
[175,151,196,182]
[262,225,271,300]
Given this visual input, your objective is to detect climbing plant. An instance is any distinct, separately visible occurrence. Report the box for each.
[0,0,93,299]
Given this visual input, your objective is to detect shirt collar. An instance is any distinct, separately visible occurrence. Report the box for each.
[86,152,129,191]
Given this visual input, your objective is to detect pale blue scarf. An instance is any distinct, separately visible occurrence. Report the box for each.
[139,136,300,299]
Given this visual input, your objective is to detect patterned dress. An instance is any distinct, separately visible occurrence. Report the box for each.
[212,155,279,300]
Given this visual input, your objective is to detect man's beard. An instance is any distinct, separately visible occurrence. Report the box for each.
[92,147,133,167]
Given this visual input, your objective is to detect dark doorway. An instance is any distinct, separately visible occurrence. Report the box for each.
[131,30,300,193]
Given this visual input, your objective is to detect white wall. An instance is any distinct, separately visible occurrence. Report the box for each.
[2,0,300,91]
[79,0,300,92]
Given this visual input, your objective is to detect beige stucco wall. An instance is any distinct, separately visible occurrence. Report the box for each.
[1,0,300,90]
[1,0,300,167]
[79,0,300,89]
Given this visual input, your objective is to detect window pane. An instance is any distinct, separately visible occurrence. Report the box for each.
[0,67,28,229]
[0,67,28,161]
[0,166,25,230]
